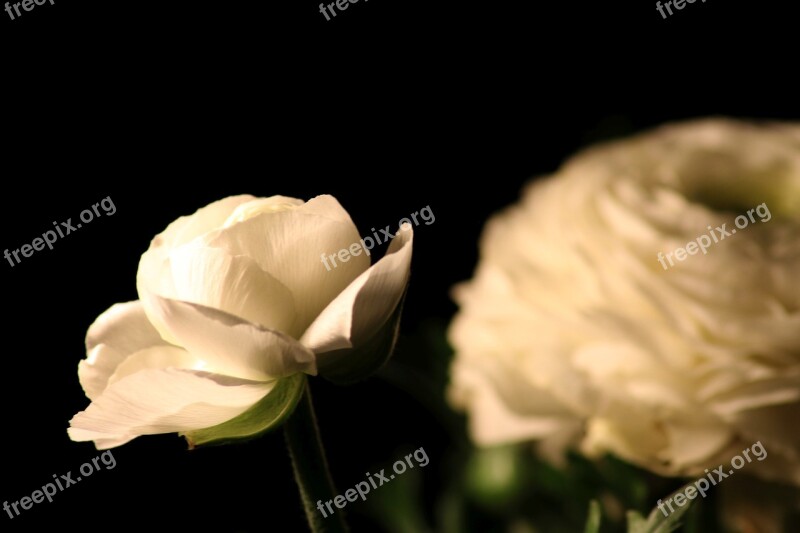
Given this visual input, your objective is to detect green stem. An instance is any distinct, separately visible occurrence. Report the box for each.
[284,381,349,533]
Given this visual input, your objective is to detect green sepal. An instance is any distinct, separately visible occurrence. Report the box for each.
[181,373,306,448]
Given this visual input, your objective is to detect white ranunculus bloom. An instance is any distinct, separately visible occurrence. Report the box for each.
[448,119,800,484]
[69,194,412,449]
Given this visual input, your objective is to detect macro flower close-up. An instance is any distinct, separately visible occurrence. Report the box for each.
[450,120,800,478]
[4,6,800,529]
[448,119,800,529]
[69,194,413,449]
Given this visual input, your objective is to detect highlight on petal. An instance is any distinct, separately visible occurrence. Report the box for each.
[69,368,275,450]
[142,293,317,381]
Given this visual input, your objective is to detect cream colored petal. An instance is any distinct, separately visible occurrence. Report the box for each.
[69,368,274,449]
[300,225,412,353]
[141,293,316,381]
[203,195,370,337]
[80,301,181,401]
[165,245,297,333]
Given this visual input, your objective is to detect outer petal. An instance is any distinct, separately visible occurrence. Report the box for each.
[68,368,274,449]
[137,195,301,342]
[224,194,349,225]
[160,245,297,334]
[136,195,257,341]
[142,293,316,381]
[80,301,191,401]
[148,195,259,251]
[300,225,413,353]
[203,195,371,337]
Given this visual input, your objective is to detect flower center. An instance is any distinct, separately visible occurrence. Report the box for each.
[678,160,800,218]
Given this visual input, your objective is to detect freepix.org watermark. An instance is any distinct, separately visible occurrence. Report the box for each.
[657,202,771,271]
[316,447,429,518]
[4,0,54,21]
[321,205,434,271]
[655,0,709,20]
[4,196,116,269]
[4,451,117,520]
[656,441,767,517]
[318,0,367,21]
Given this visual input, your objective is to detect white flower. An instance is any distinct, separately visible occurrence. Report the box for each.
[448,119,800,484]
[69,194,412,449]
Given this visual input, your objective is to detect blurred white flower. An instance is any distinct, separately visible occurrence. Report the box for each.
[448,119,800,485]
[69,194,412,449]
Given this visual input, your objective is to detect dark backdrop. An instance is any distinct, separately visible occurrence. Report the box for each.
[1,0,799,530]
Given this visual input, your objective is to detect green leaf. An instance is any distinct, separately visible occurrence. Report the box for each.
[628,485,695,533]
[181,373,306,448]
[626,511,648,533]
[584,500,602,533]
[318,290,407,385]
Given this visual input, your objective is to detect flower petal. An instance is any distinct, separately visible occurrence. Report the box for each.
[203,195,371,337]
[142,293,316,381]
[68,368,274,449]
[150,195,258,251]
[148,245,297,335]
[105,345,202,387]
[80,301,185,401]
[450,361,577,446]
[136,195,262,342]
[221,196,305,226]
[300,225,413,353]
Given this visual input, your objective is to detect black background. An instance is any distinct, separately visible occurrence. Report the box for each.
[2,0,799,530]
